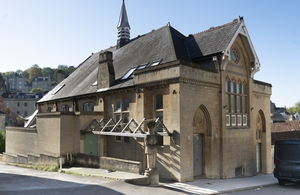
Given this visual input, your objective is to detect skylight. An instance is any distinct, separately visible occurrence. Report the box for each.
[121,67,136,80]
[137,63,148,70]
[52,84,65,95]
[149,60,162,67]
[92,81,97,86]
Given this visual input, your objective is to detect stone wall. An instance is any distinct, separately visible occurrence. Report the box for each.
[100,156,142,174]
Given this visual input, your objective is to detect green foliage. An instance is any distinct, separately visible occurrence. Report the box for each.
[57,65,76,76]
[16,69,23,77]
[22,70,29,78]
[0,96,11,116]
[17,164,59,172]
[30,88,43,93]
[42,67,55,81]
[3,71,17,77]
[0,73,6,90]
[27,64,43,80]
[0,131,5,154]
[291,100,300,115]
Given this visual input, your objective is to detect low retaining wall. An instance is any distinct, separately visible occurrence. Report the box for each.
[100,156,142,174]
[1,152,59,166]
[75,153,100,168]
[2,152,142,175]
[75,153,142,174]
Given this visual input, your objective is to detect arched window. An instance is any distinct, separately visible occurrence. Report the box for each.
[83,102,94,112]
[62,104,69,112]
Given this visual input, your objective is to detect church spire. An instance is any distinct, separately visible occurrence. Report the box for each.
[117,0,130,49]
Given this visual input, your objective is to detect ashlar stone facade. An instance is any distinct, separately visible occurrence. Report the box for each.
[4,3,272,183]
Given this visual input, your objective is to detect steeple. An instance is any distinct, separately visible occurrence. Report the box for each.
[117,0,130,49]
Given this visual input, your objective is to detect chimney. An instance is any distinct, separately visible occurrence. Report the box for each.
[56,70,65,84]
[98,51,115,89]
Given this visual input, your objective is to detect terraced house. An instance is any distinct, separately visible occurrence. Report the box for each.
[4,1,273,182]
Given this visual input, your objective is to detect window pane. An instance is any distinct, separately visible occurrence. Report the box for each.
[84,103,89,111]
[236,83,240,94]
[226,94,229,113]
[225,81,229,92]
[243,115,247,126]
[237,96,241,113]
[123,113,129,123]
[231,115,236,126]
[226,115,230,126]
[156,94,163,110]
[242,97,246,113]
[231,95,235,113]
[156,111,163,121]
[156,111,163,132]
[115,100,121,112]
[293,145,300,161]
[123,98,129,111]
[242,84,246,94]
[90,102,94,111]
[277,144,293,161]
[115,113,121,122]
[237,115,242,126]
[230,82,235,93]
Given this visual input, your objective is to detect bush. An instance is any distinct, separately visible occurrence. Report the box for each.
[0,131,5,153]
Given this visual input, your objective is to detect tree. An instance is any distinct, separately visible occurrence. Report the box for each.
[0,73,6,91]
[22,70,29,78]
[291,101,300,115]
[16,69,23,77]
[3,71,17,77]
[42,67,55,81]
[30,88,43,93]
[0,96,11,116]
[27,64,43,80]
[57,65,75,76]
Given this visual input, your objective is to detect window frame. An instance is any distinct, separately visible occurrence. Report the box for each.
[114,98,130,141]
[225,79,248,127]
[83,102,94,112]
[155,94,164,146]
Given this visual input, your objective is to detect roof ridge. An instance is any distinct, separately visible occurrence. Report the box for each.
[193,18,240,36]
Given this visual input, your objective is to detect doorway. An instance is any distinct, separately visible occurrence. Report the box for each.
[84,134,99,155]
[256,143,262,173]
[193,134,203,176]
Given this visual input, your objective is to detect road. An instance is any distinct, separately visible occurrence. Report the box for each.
[228,183,300,195]
[0,163,184,195]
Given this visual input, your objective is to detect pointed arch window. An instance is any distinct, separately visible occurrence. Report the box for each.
[225,80,248,127]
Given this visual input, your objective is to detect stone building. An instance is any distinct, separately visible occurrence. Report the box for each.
[2,93,42,118]
[4,76,53,93]
[4,1,272,182]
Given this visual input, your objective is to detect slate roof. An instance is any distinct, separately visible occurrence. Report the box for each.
[186,19,240,58]
[39,19,243,103]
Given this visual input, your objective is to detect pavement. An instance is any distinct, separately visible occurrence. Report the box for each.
[61,166,278,194]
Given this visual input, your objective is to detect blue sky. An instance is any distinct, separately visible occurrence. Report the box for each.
[1,0,300,108]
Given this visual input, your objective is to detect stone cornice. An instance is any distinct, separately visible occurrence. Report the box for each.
[136,77,219,89]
